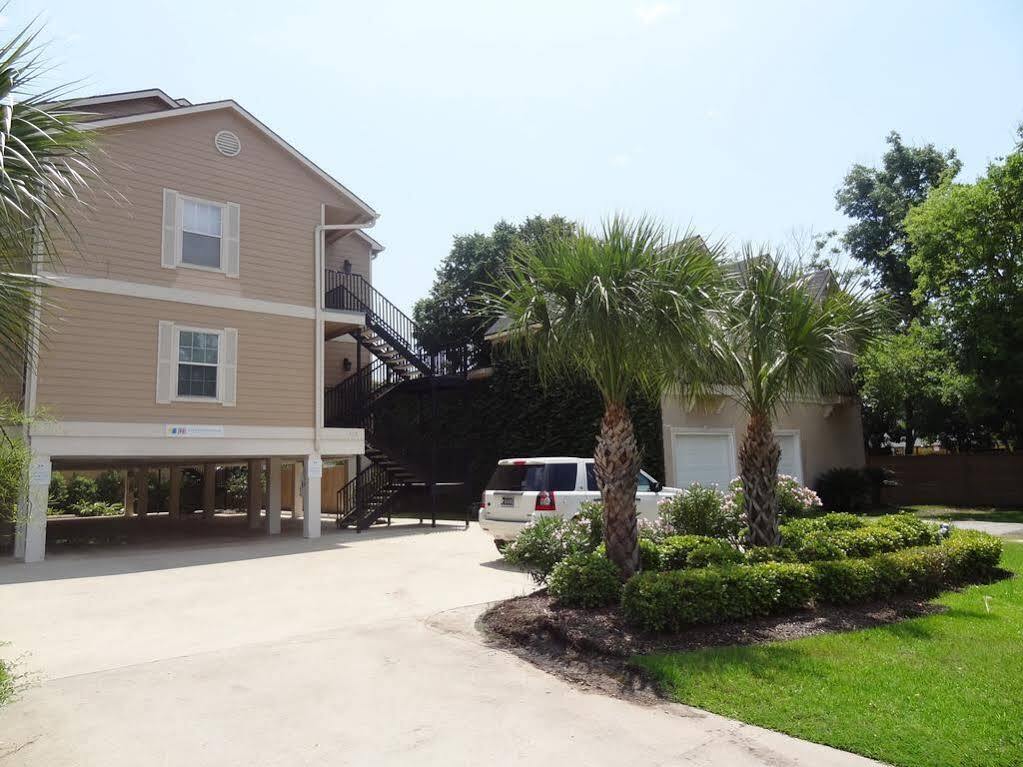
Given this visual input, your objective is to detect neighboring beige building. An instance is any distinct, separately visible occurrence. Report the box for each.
[661,394,865,491]
[7,89,446,563]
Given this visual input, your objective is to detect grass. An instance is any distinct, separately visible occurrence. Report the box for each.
[904,505,1023,525]
[0,656,13,709]
[634,543,1023,767]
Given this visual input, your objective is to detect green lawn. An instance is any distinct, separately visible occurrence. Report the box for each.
[635,543,1023,767]
[904,505,1023,525]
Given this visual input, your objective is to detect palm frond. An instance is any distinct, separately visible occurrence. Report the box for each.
[478,214,724,405]
[0,11,100,383]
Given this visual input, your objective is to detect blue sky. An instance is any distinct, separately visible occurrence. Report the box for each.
[9,0,1023,312]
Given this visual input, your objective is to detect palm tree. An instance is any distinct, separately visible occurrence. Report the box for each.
[483,216,722,578]
[0,20,98,381]
[710,247,883,546]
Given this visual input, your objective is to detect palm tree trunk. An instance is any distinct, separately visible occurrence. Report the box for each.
[739,410,781,546]
[594,401,641,578]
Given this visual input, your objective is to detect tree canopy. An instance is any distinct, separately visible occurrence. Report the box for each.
[906,134,1023,447]
[835,131,961,326]
[412,215,574,355]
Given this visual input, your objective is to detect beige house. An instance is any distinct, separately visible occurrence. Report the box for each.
[8,88,446,563]
[661,394,865,491]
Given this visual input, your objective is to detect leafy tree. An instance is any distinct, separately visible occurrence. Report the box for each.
[857,322,978,453]
[483,216,722,577]
[0,22,99,380]
[95,470,124,504]
[708,249,883,546]
[413,215,575,357]
[836,132,961,326]
[906,132,1023,447]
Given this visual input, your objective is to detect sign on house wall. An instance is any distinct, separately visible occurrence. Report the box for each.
[165,424,225,438]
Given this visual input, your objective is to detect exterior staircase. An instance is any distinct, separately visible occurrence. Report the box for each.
[323,271,471,530]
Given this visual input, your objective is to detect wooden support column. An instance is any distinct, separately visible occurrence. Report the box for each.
[202,463,217,520]
[168,466,182,520]
[136,466,149,517]
[247,459,262,530]
[267,457,282,535]
[124,470,136,517]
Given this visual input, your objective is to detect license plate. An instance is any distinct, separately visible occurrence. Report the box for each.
[500,495,514,507]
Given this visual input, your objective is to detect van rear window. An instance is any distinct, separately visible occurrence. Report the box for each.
[486,463,577,491]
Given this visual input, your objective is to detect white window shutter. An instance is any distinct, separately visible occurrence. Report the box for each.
[156,321,174,403]
[224,203,240,278]
[161,189,179,269]
[220,328,238,406]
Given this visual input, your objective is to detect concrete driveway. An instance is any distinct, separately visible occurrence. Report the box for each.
[0,523,879,766]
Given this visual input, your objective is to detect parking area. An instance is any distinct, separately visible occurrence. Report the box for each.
[0,522,877,766]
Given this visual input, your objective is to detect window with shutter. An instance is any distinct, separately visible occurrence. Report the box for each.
[162,190,238,276]
[156,322,238,406]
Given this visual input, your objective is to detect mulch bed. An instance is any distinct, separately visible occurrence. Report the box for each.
[478,591,946,702]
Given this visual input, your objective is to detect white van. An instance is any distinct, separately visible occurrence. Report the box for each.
[477,456,680,549]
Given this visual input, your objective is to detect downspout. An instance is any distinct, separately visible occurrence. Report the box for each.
[314,219,375,455]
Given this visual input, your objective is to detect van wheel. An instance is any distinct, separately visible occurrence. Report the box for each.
[495,540,509,554]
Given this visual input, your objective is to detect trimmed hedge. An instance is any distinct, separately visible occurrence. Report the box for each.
[548,551,623,607]
[782,513,940,562]
[622,530,1003,632]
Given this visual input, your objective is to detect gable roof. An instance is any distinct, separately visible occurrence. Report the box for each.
[78,95,378,220]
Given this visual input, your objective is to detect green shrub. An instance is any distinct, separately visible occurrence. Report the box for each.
[944,529,1003,582]
[48,472,69,513]
[656,535,720,569]
[95,470,123,504]
[503,515,595,583]
[548,552,623,607]
[795,534,848,562]
[780,513,863,548]
[871,514,941,548]
[812,558,877,603]
[638,538,661,571]
[744,546,797,564]
[66,474,99,510]
[574,501,605,549]
[622,562,815,631]
[686,540,744,568]
[75,501,124,517]
[815,467,871,513]
[621,531,1003,631]
[0,435,28,524]
[656,483,740,539]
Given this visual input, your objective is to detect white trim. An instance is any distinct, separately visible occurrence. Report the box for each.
[84,101,378,219]
[29,421,364,460]
[39,272,332,320]
[353,229,385,254]
[68,89,180,110]
[774,429,804,483]
[172,325,224,404]
[668,427,737,488]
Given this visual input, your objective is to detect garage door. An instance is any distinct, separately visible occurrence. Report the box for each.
[672,432,734,490]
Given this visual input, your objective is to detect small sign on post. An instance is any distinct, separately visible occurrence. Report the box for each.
[307,456,323,478]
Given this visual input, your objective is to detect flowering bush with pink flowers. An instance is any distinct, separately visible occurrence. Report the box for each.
[722,475,823,523]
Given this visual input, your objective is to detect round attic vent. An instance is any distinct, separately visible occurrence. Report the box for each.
[214,130,241,157]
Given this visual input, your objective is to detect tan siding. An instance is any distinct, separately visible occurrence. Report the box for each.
[324,338,360,389]
[325,233,373,282]
[661,396,865,488]
[36,290,313,427]
[57,107,367,307]
[0,366,23,406]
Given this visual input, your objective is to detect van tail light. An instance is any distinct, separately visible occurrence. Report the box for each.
[535,490,556,512]
[480,490,486,508]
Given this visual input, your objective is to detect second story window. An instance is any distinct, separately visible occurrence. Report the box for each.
[162,189,241,277]
[181,199,223,269]
[177,329,220,398]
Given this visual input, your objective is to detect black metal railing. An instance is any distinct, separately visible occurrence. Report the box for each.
[336,462,404,529]
[324,359,405,427]
[324,270,472,377]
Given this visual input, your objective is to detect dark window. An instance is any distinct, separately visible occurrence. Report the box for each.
[486,463,577,492]
[586,463,599,491]
[177,330,219,398]
[636,472,653,492]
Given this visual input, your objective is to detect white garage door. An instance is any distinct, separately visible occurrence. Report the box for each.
[672,432,734,491]
[776,432,802,482]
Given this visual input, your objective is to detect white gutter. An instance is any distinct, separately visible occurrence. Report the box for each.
[314,216,375,454]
